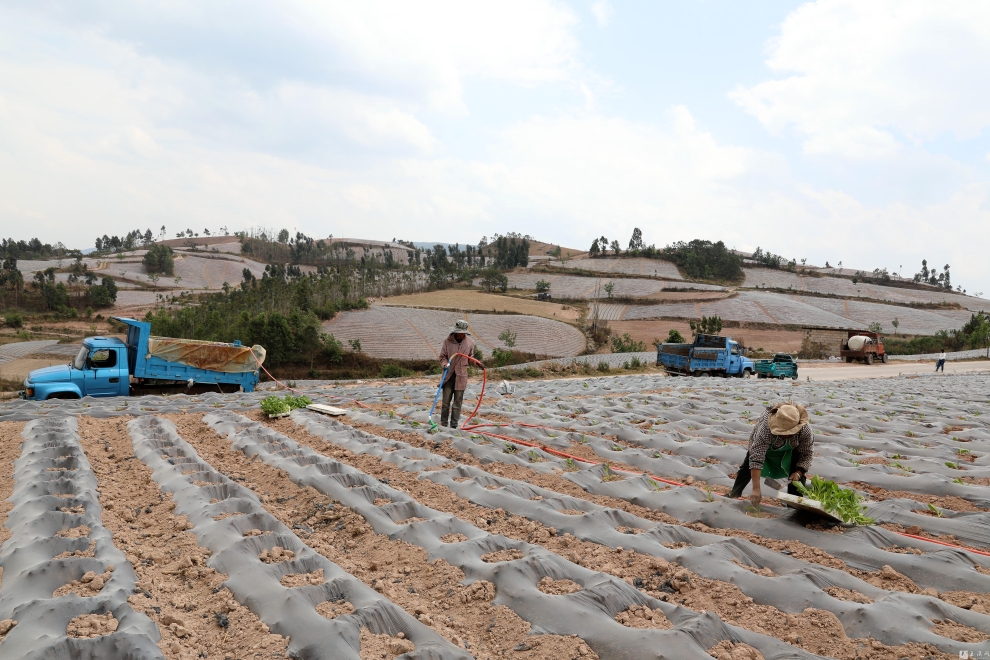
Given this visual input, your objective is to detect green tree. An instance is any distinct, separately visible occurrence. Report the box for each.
[498,328,517,348]
[479,268,508,293]
[627,228,644,251]
[663,240,743,281]
[603,281,615,299]
[868,322,883,334]
[891,318,899,336]
[689,315,722,336]
[143,244,175,276]
[655,329,685,345]
[535,279,551,293]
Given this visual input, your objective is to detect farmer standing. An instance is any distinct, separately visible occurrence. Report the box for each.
[935,350,946,372]
[438,320,476,429]
[728,402,814,507]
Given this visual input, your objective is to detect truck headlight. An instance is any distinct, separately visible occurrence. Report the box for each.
[25,387,34,397]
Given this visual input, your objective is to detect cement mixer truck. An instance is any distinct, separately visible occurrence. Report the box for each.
[840,330,887,364]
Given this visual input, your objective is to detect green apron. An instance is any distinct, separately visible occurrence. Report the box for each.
[761,442,793,479]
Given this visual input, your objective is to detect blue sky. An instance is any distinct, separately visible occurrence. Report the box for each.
[1,0,989,295]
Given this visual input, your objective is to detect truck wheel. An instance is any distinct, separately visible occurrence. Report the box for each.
[743,370,752,379]
[845,357,853,363]
[866,354,874,365]
[778,374,786,380]
[700,372,711,378]
[792,374,798,380]
[881,353,888,363]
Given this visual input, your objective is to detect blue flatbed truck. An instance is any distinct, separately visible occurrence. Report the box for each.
[657,333,755,377]
[21,317,265,400]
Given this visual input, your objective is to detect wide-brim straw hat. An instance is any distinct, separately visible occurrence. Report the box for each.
[769,403,809,436]
[450,320,471,335]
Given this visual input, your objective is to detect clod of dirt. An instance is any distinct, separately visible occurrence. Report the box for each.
[459,580,496,603]
[707,640,765,660]
[614,604,671,630]
[538,577,582,595]
[481,548,524,563]
[259,546,296,563]
[931,619,990,643]
[281,569,325,587]
[440,533,468,543]
[0,619,16,636]
[66,612,118,638]
[824,587,873,604]
[55,525,90,538]
[359,628,414,658]
[316,600,355,620]
[53,566,114,597]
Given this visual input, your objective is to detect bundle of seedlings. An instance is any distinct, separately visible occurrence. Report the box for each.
[792,475,874,526]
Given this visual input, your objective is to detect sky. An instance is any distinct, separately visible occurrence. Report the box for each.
[1,0,989,295]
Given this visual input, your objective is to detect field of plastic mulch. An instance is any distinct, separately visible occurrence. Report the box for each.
[1,372,990,659]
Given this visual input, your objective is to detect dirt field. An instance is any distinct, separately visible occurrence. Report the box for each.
[376,290,581,321]
[5,371,990,658]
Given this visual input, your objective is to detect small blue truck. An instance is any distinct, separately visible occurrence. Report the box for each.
[657,333,755,377]
[21,317,265,400]
[755,353,799,380]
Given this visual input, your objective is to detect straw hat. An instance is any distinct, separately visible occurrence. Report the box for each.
[450,320,471,335]
[769,403,808,436]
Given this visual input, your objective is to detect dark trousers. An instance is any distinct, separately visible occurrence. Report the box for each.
[440,376,464,427]
[935,359,945,372]
[728,451,806,498]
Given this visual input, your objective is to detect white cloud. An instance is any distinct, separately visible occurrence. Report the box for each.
[732,0,990,159]
[591,1,614,28]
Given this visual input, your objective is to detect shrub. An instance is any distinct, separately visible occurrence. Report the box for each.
[597,360,610,373]
[479,268,508,293]
[610,333,646,353]
[4,312,23,328]
[490,347,514,368]
[498,328,517,348]
[535,279,551,293]
[654,329,685,345]
[348,339,362,352]
[381,363,412,378]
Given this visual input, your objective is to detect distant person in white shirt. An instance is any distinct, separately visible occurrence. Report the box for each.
[935,350,946,372]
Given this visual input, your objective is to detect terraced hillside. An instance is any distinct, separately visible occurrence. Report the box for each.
[2,373,990,658]
[323,307,587,359]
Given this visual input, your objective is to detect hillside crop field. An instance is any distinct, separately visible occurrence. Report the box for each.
[376,290,581,321]
[324,307,587,360]
[1,373,989,659]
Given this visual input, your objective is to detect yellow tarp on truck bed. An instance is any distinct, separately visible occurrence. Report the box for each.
[147,337,266,373]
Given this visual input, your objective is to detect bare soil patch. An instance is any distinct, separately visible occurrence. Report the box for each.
[608,321,806,354]
[167,413,594,660]
[76,416,288,660]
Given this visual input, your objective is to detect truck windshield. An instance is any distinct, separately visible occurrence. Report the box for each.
[72,346,88,370]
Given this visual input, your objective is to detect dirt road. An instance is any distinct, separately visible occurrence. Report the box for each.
[802,360,990,381]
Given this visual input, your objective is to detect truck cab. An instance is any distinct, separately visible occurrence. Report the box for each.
[22,337,129,400]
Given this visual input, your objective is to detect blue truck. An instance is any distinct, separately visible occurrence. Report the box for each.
[21,317,265,400]
[656,333,755,377]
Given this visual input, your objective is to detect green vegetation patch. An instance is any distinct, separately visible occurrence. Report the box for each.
[794,474,874,526]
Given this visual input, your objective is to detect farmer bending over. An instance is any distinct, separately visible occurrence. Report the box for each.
[728,402,814,507]
[438,320,475,429]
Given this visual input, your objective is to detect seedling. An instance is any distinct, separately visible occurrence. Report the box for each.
[602,463,619,482]
[565,458,578,471]
[647,478,663,492]
[703,485,715,502]
[957,448,970,455]
[945,461,961,469]
[850,447,861,455]
[503,443,517,454]
[794,475,873,525]
[952,478,965,485]
[527,450,542,463]
[927,503,944,518]
[612,444,624,452]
